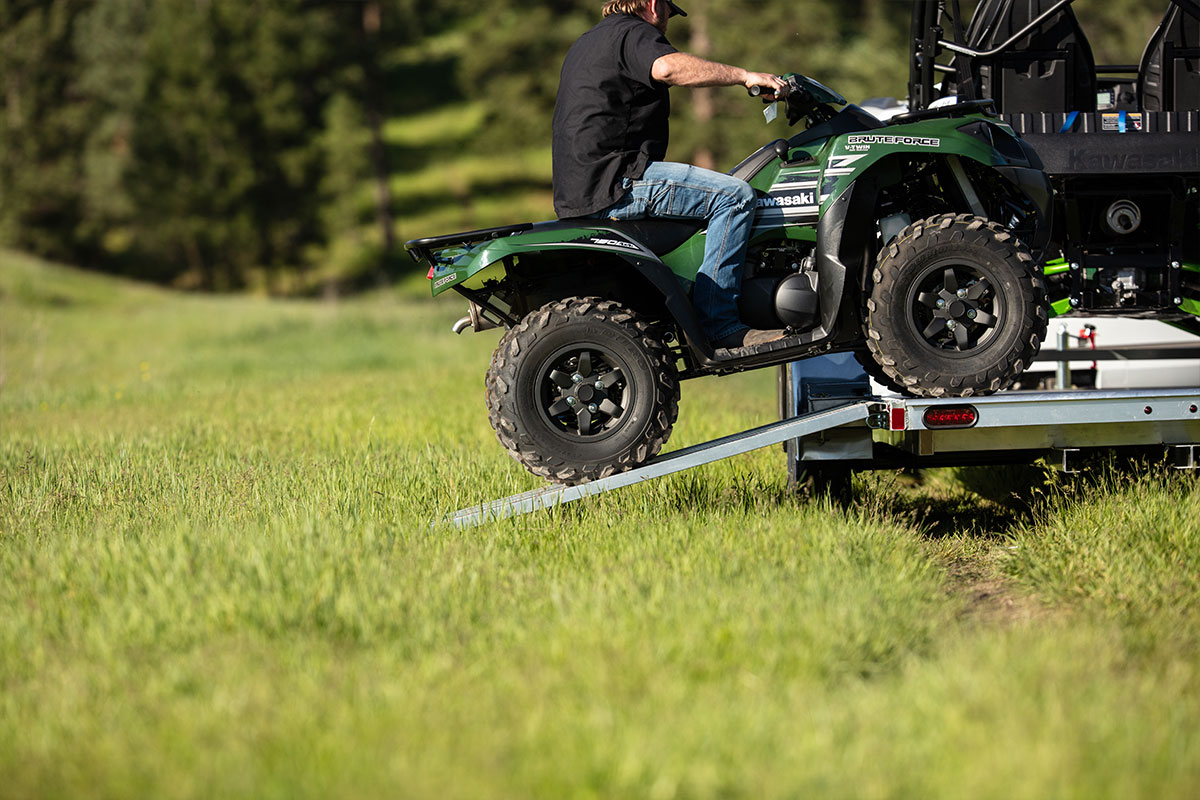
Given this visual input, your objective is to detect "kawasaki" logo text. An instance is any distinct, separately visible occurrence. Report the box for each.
[758,192,815,208]
[1068,147,1199,172]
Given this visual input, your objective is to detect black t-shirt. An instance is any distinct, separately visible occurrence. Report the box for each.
[551,14,678,218]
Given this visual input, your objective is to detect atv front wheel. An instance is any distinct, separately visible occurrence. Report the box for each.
[865,213,1048,397]
[486,297,680,485]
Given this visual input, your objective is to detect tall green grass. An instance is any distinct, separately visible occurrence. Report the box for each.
[2,249,1198,798]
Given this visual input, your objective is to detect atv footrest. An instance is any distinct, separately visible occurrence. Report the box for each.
[714,333,813,360]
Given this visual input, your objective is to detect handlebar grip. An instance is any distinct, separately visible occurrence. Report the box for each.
[748,85,764,97]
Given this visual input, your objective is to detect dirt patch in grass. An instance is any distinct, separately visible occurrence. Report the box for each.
[862,475,1049,628]
[944,552,1048,627]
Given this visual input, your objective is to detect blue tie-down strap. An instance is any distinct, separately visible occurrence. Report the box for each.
[1059,110,1080,133]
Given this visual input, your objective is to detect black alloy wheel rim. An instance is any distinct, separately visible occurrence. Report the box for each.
[907,259,1004,355]
[538,346,632,439]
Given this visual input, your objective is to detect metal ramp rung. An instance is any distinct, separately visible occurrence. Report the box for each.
[444,401,875,528]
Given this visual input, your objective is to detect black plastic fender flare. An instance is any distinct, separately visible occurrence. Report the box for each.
[822,155,1054,300]
[610,251,715,358]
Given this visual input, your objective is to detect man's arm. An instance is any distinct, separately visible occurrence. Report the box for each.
[650,52,785,97]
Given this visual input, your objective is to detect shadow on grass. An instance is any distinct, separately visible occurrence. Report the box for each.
[528,466,1024,538]
[890,491,1024,540]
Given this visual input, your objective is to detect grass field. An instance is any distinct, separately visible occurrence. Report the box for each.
[2,248,1199,798]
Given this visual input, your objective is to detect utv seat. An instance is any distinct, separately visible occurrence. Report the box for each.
[1139,0,1200,111]
[961,0,1097,113]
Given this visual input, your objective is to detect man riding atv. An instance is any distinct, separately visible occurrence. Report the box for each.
[407,10,1057,485]
[554,0,787,351]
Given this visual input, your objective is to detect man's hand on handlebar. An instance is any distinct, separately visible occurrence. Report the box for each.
[744,72,786,101]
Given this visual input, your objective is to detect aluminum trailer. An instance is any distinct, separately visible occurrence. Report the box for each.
[782,350,1199,499]
[447,369,1199,528]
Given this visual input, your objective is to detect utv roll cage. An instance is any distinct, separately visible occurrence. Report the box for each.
[908,0,1200,333]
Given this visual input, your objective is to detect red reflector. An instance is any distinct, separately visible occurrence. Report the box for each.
[889,407,906,431]
[427,266,435,280]
[923,406,978,428]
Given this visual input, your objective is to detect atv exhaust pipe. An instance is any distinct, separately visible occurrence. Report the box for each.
[452,301,500,335]
[1105,200,1142,235]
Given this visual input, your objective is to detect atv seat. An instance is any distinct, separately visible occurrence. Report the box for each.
[562,217,704,257]
[1139,0,1200,111]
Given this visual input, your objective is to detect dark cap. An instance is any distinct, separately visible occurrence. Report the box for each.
[666,1,687,16]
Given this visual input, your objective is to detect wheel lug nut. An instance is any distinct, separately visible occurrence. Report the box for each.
[946,320,958,330]
[588,403,598,413]
[956,288,967,298]
[967,309,977,319]
[936,298,946,308]
[595,382,603,390]
[566,397,577,406]
[571,373,583,384]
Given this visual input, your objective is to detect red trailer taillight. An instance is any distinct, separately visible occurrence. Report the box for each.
[923,406,978,428]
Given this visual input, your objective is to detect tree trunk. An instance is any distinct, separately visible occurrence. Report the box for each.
[362,0,396,275]
[689,2,715,170]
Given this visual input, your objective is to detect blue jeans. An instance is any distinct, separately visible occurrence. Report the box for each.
[598,162,756,343]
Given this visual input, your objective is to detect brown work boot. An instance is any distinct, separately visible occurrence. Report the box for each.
[713,328,787,349]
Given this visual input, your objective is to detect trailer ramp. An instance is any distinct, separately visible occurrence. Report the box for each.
[446,401,875,528]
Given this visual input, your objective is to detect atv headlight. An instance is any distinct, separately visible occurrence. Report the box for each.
[957,119,995,147]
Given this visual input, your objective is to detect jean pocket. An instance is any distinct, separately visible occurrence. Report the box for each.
[607,193,645,220]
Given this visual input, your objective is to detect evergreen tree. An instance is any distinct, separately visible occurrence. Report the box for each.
[2,0,377,289]
[121,0,364,289]
[0,0,98,262]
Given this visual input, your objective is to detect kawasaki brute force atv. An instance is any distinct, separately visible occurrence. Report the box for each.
[406,74,1059,484]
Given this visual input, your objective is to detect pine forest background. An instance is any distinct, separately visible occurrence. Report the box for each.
[0,0,1168,294]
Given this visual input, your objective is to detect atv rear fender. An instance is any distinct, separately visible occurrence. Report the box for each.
[409,219,715,354]
[494,230,715,357]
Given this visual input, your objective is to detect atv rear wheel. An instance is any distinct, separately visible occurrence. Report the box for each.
[865,213,1048,397]
[486,297,680,485]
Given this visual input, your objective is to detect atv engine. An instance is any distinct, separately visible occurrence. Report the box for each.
[737,242,820,331]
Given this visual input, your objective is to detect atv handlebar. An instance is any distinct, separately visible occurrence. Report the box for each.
[752,74,843,128]
[747,80,796,102]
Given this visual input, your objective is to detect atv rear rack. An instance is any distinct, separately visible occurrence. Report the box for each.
[443,386,1200,528]
[404,222,534,269]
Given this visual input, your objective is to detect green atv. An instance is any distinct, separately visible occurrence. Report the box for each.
[406,73,1056,484]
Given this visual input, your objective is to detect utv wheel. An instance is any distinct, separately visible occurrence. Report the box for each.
[486,297,680,485]
[865,213,1048,397]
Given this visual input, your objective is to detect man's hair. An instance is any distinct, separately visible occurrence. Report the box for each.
[602,0,651,17]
